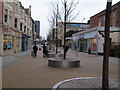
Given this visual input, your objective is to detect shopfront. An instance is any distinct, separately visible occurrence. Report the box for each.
[84,31,98,54]
[3,28,15,51]
[3,35,14,50]
[72,35,79,50]
[22,34,29,51]
[16,32,22,52]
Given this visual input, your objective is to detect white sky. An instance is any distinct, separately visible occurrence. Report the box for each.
[19,0,119,39]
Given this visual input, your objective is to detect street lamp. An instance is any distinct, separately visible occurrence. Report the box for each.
[81,18,85,23]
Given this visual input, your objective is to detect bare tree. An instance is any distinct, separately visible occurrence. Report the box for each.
[48,0,80,58]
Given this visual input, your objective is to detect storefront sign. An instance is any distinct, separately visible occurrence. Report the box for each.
[79,34,84,38]
[84,31,97,39]
[16,32,22,37]
[72,35,79,40]
[22,34,30,39]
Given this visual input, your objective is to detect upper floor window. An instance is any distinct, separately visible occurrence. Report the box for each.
[24,26,26,33]
[112,10,116,27]
[4,14,8,22]
[20,11,23,18]
[9,16,12,26]
[98,17,102,26]
[20,23,22,31]
[5,9,8,14]
[15,4,18,13]
[15,18,18,28]
[103,15,105,26]
[92,19,95,25]
[4,9,8,23]
[27,28,29,34]
[24,16,26,22]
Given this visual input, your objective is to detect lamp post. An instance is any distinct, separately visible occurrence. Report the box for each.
[81,18,85,23]
[102,0,112,90]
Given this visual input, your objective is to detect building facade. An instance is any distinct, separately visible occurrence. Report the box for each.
[0,0,33,56]
[35,21,40,39]
[56,22,90,48]
[0,1,3,56]
[73,1,120,55]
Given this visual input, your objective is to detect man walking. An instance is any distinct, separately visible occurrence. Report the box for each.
[33,43,38,58]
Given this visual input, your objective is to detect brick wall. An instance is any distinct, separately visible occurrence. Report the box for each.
[90,2,120,28]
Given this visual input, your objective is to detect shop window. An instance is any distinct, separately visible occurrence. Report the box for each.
[3,42,7,50]
[15,18,18,28]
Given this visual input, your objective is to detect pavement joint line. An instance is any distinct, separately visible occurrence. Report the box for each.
[2,46,119,87]
[53,77,120,89]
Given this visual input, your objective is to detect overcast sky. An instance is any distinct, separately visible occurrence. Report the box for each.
[19,0,119,39]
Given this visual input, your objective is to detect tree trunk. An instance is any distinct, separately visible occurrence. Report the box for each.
[102,0,112,90]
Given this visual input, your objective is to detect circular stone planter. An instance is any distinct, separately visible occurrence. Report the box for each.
[48,57,80,68]
[48,53,63,58]
[52,77,119,89]
[48,50,54,53]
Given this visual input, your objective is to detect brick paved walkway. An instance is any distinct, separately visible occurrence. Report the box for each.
[53,77,120,89]
[2,47,119,88]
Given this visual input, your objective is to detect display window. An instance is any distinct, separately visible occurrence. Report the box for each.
[3,35,13,50]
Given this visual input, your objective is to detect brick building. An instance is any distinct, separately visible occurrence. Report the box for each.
[72,1,120,56]
[90,1,120,28]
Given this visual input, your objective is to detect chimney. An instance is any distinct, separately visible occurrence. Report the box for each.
[29,5,31,17]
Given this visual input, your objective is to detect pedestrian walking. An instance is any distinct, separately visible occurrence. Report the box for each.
[32,43,38,58]
[42,44,48,57]
[88,47,91,54]
[65,45,69,54]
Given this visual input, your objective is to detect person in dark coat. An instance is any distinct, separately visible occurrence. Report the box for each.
[42,44,48,57]
[33,44,38,58]
[88,47,91,54]
[64,45,69,53]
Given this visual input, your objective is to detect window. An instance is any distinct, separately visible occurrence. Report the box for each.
[5,9,8,14]
[27,28,29,34]
[9,16,12,26]
[15,18,18,28]
[98,17,102,26]
[112,10,116,27]
[20,23,22,31]
[24,16,26,22]
[15,4,18,13]
[24,26,26,33]
[103,15,105,26]
[4,15,8,22]
[92,19,95,24]
[20,11,23,18]
[4,9,8,23]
